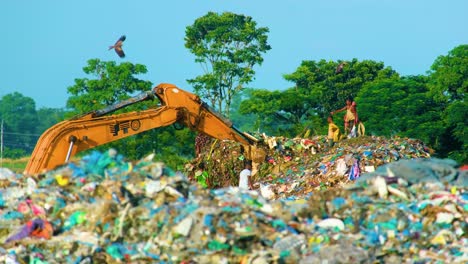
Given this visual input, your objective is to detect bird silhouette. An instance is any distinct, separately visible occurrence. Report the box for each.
[336,62,347,74]
[109,35,126,58]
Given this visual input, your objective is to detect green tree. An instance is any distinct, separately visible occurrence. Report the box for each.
[66,59,196,163]
[443,101,468,162]
[239,88,317,137]
[357,74,467,162]
[283,58,398,118]
[185,11,271,116]
[238,89,282,135]
[228,88,257,133]
[428,45,468,162]
[357,76,445,140]
[67,59,153,114]
[0,92,39,156]
[115,127,195,170]
[36,108,67,133]
[239,59,397,137]
[429,44,467,102]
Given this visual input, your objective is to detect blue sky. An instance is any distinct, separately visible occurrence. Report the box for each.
[1,0,467,108]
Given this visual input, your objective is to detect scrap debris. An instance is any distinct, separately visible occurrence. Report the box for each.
[0,135,466,263]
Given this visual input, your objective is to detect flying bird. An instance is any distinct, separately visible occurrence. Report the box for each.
[336,62,347,74]
[109,35,126,58]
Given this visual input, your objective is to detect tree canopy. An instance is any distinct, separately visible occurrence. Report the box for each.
[67,59,153,115]
[428,44,467,102]
[283,58,398,117]
[427,45,467,162]
[0,92,39,157]
[64,59,196,165]
[236,45,466,164]
[185,11,271,116]
[0,93,66,158]
[239,58,399,137]
[1,15,465,166]
[357,76,445,140]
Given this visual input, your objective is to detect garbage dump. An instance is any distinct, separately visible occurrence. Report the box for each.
[186,135,434,196]
[0,136,466,263]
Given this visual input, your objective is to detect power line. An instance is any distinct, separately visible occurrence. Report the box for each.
[4,142,34,148]
[3,131,41,137]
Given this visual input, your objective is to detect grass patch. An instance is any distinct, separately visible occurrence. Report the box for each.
[1,157,29,173]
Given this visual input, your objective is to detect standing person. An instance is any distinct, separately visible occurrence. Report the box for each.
[239,160,253,190]
[327,115,342,147]
[331,97,358,135]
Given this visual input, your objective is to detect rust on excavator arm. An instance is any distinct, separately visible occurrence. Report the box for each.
[25,83,257,175]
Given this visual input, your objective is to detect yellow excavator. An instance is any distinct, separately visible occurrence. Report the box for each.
[25,83,263,175]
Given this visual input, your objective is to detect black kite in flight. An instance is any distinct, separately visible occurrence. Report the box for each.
[109,35,126,58]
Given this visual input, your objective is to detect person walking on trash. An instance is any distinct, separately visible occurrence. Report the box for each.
[327,115,343,147]
[239,160,254,190]
[331,97,358,136]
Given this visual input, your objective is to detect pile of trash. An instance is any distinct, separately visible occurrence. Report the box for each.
[0,136,467,263]
[186,135,434,198]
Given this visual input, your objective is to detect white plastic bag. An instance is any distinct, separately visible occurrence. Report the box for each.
[349,125,357,138]
[260,183,275,200]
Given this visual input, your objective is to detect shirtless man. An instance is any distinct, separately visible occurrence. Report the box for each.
[331,98,358,134]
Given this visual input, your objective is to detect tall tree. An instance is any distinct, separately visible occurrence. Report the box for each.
[185,11,271,116]
[0,92,39,156]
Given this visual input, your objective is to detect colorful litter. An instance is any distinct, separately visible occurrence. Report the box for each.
[0,135,466,263]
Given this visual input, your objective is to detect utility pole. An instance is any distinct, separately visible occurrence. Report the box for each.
[0,119,3,167]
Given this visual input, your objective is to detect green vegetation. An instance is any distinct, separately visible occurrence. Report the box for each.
[66,59,196,162]
[1,157,29,173]
[185,11,271,117]
[238,45,467,163]
[0,12,466,172]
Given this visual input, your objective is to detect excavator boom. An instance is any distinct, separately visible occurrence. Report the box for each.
[25,83,256,175]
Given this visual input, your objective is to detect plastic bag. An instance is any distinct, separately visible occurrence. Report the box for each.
[357,122,365,136]
[348,159,360,180]
[348,125,357,138]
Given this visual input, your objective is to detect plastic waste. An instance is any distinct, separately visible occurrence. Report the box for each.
[5,219,53,243]
[63,211,87,231]
[0,141,466,263]
[348,159,360,180]
[259,184,274,200]
[317,218,345,231]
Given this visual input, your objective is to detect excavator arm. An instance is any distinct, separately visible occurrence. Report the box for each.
[25,83,258,175]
